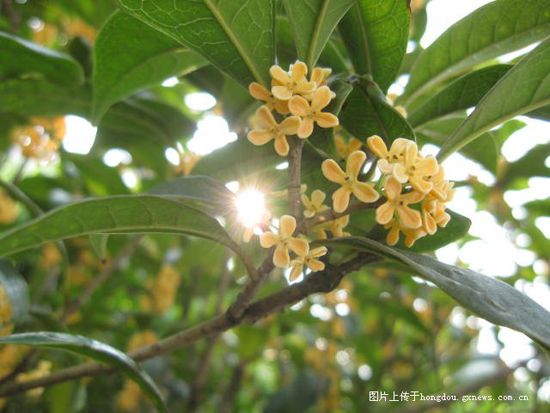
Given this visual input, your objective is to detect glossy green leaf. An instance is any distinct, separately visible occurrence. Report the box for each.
[526,104,550,121]
[119,0,275,88]
[339,0,410,92]
[323,236,550,350]
[0,195,239,258]
[0,332,168,412]
[282,0,354,68]
[340,76,415,144]
[92,11,208,122]
[408,65,512,128]
[0,31,83,86]
[501,143,550,185]
[402,0,550,105]
[438,39,550,161]
[0,259,29,327]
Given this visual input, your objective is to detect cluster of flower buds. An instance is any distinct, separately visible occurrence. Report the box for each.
[11,117,65,160]
[247,61,338,156]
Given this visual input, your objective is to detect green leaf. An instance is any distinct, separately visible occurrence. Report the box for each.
[401,0,550,105]
[0,259,29,327]
[339,0,411,92]
[0,195,239,258]
[417,115,525,174]
[526,104,550,121]
[408,65,513,128]
[0,332,168,412]
[437,39,550,161]
[325,237,550,350]
[0,31,84,86]
[501,143,550,185]
[282,0,354,68]
[89,234,109,262]
[148,175,235,216]
[340,76,415,144]
[92,11,208,122]
[119,0,275,88]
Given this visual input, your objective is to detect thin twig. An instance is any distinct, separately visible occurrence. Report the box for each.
[288,137,304,219]
[0,253,380,397]
[219,362,245,413]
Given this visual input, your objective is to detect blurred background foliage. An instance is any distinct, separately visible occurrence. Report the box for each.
[0,0,549,412]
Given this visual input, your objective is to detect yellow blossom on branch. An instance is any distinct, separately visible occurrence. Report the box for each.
[366,135,409,175]
[0,190,18,225]
[289,245,328,281]
[385,219,427,247]
[269,61,316,100]
[247,105,301,156]
[249,82,290,115]
[260,215,308,268]
[322,151,379,213]
[375,176,423,229]
[392,141,439,193]
[335,134,362,160]
[316,215,350,239]
[302,189,329,218]
[288,86,339,138]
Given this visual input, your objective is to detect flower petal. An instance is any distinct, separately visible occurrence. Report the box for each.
[353,181,380,203]
[332,186,352,213]
[402,190,425,204]
[289,238,309,256]
[316,112,339,128]
[289,263,304,281]
[279,215,297,237]
[290,61,308,81]
[273,245,290,267]
[376,202,395,225]
[422,208,437,235]
[270,65,289,84]
[307,258,325,272]
[297,118,314,138]
[309,246,328,258]
[260,232,278,248]
[417,156,439,177]
[392,163,409,183]
[387,225,400,246]
[272,85,293,100]
[311,86,332,112]
[410,176,433,194]
[397,205,422,229]
[249,82,270,101]
[322,159,346,184]
[367,135,388,159]
[280,116,301,135]
[311,189,326,206]
[384,176,402,200]
[255,105,276,127]
[274,135,290,156]
[288,95,310,117]
[247,130,274,146]
[346,150,366,178]
[377,159,393,175]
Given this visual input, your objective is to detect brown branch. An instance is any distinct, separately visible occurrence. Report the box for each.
[0,253,380,397]
[288,137,304,219]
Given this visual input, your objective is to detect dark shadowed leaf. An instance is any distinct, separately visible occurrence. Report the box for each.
[0,260,29,326]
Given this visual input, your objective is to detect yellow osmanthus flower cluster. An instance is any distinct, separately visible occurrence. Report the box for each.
[0,284,13,336]
[140,264,181,314]
[0,190,18,225]
[15,360,52,398]
[11,117,66,160]
[247,61,338,156]
[367,135,454,247]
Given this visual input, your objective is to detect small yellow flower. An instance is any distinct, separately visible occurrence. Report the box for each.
[142,265,181,314]
[317,215,350,239]
[260,215,309,268]
[385,219,427,247]
[288,86,339,138]
[248,82,290,115]
[270,184,307,199]
[421,181,454,234]
[335,134,362,160]
[375,176,423,229]
[16,360,52,398]
[39,243,62,268]
[247,105,301,156]
[366,135,409,175]
[0,190,18,225]
[269,61,317,100]
[289,245,328,281]
[310,67,332,87]
[322,151,379,213]
[392,141,439,193]
[0,285,13,337]
[302,190,329,218]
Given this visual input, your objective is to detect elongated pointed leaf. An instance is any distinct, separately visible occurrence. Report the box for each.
[0,195,239,258]
[402,0,550,105]
[0,32,83,86]
[339,0,410,92]
[438,39,550,161]
[0,332,167,412]
[408,65,512,128]
[119,0,275,88]
[282,0,354,68]
[340,76,414,143]
[0,260,29,327]
[93,11,208,121]
[323,237,550,350]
